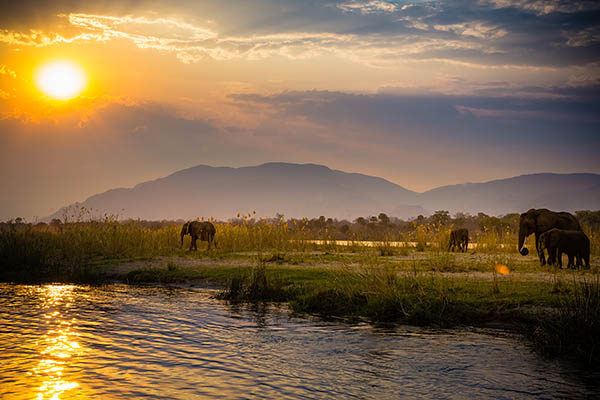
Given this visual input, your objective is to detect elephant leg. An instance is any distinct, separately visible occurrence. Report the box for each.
[585,253,590,269]
[568,254,575,269]
[557,250,563,269]
[535,233,546,266]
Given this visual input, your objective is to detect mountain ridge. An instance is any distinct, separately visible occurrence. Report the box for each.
[46,163,600,221]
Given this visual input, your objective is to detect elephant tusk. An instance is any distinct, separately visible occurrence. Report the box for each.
[519,244,526,252]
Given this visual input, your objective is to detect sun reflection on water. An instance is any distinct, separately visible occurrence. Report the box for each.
[31,285,82,400]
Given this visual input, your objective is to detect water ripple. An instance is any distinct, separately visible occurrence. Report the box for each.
[1,283,598,399]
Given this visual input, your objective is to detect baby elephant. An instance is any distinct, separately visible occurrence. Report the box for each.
[538,228,590,269]
[448,228,469,252]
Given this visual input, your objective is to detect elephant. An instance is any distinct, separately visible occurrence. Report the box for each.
[448,228,469,252]
[180,221,216,251]
[538,228,590,269]
[518,208,581,266]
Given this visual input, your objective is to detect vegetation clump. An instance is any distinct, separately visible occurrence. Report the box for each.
[534,278,600,366]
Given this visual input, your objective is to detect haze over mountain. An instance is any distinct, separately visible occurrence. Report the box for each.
[418,173,600,217]
[47,163,600,222]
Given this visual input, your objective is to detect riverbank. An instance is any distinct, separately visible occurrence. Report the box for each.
[2,250,599,368]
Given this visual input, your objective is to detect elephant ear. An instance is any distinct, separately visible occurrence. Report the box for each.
[524,210,539,229]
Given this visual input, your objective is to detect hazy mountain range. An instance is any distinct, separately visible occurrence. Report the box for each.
[47,163,600,221]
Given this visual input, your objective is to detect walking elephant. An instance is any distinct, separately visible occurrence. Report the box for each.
[538,228,590,269]
[180,221,217,251]
[448,229,469,252]
[518,208,581,265]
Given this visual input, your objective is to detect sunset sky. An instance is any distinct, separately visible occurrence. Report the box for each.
[1,0,599,220]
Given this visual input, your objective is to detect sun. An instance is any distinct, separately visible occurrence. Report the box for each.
[35,61,87,100]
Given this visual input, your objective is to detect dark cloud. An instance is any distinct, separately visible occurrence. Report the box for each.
[0,0,148,29]
[230,87,600,146]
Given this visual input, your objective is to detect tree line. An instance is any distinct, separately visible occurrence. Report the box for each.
[3,210,599,241]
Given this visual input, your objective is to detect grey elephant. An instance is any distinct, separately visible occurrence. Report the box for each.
[538,228,590,269]
[448,228,469,252]
[518,208,581,265]
[180,221,217,251]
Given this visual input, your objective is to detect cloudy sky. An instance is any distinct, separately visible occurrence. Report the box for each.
[1,0,599,220]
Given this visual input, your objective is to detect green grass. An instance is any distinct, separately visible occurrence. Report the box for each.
[114,262,563,316]
[123,264,331,286]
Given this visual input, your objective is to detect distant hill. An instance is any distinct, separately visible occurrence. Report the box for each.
[419,173,600,216]
[46,163,600,221]
[48,163,424,221]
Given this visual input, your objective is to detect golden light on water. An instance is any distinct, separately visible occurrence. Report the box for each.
[31,285,82,400]
[35,61,87,100]
[495,264,510,275]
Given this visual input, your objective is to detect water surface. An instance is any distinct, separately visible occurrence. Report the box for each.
[0,284,597,399]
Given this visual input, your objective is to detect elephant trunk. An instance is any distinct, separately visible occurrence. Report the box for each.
[180,227,186,248]
[518,230,528,255]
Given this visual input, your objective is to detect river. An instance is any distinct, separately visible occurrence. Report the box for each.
[0,284,597,399]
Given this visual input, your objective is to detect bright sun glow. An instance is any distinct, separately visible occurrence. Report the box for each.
[36,61,86,100]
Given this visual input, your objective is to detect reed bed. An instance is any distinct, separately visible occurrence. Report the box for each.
[0,216,597,279]
[0,220,179,276]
